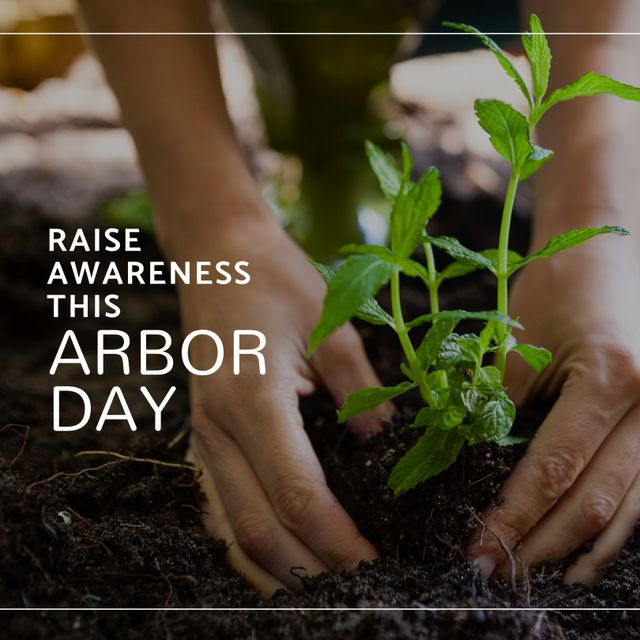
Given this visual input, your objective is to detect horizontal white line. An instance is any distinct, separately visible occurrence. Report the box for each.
[2,32,640,36]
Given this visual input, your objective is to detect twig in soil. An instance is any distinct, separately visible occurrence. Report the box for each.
[64,507,93,526]
[421,508,436,560]
[152,563,201,601]
[468,508,531,604]
[434,533,466,562]
[154,558,177,609]
[180,504,202,514]
[167,426,189,449]
[26,450,201,492]
[469,470,497,487]
[26,459,127,491]
[76,450,200,474]
[1,423,31,470]
[22,545,54,587]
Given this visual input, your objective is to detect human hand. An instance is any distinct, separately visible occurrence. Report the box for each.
[179,212,385,597]
[467,231,640,585]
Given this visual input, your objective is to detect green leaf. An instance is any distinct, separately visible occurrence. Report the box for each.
[496,434,530,446]
[391,167,442,259]
[475,365,502,388]
[508,226,630,274]
[433,249,524,286]
[478,321,495,354]
[437,261,479,283]
[412,167,443,223]
[401,141,413,183]
[413,405,466,430]
[389,428,466,494]
[309,259,337,285]
[426,369,449,396]
[459,384,482,413]
[337,381,415,423]
[356,298,395,328]
[436,334,465,368]
[365,140,402,202]
[457,334,489,366]
[478,248,524,273]
[520,145,554,180]
[533,72,640,124]
[400,362,415,381]
[309,259,394,328]
[416,318,459,368]
[475,99,533,169]
[428,375,451,408]
[522,14,551,106]
[443,21,532,107]
[411,407,440,428]
[511,344,552,374]
[399,258,430,284]
[308,255,396,354]
[425,234,495,273]
[408,310,523,331]
[410,408,430,428]
[469,395,516,445]
[442,406,467,428]
[340,243,395,260]
[501,333,518,353]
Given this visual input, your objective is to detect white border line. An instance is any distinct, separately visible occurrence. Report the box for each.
[1,27,639,615]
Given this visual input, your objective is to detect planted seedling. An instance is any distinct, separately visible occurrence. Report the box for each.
[308,15,638,494]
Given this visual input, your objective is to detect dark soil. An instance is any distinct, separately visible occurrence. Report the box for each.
[1,181,639,640]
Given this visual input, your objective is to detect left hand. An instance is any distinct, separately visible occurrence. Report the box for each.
[466,230,640,585]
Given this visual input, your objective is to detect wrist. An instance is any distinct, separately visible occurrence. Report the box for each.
[153,190,275,262]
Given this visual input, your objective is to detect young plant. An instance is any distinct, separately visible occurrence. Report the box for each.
[308,15,638,494]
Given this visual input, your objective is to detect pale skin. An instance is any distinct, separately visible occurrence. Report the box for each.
[77,0,640,594]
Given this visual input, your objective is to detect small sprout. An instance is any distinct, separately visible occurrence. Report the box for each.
[308,14,637,494]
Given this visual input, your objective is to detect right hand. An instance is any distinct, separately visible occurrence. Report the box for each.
[179,212,386,597]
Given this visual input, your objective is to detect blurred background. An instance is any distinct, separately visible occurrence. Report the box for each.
[0,0,531,260]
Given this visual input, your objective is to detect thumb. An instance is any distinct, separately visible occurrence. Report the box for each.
[311,323,393,436]
[185,435,285,598]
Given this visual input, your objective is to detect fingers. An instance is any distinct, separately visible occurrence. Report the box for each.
[186,441,285,598]
[191,429,329,592]
[565,468,640,585]
[496,404,640,573]
[230,393,379,572]
[312,324,393,436]
[467,375,631,575]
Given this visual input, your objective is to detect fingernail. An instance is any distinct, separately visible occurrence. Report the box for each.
[474,554,497,578]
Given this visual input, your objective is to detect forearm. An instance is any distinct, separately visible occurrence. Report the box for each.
[76,0,268,258]
[521,1,640,246]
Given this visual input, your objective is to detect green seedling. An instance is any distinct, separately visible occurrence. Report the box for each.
[308,15,637,494]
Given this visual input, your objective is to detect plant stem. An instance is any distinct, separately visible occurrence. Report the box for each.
[391,269,437,407]
[423,241,440,314]
[496,169,520,379]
